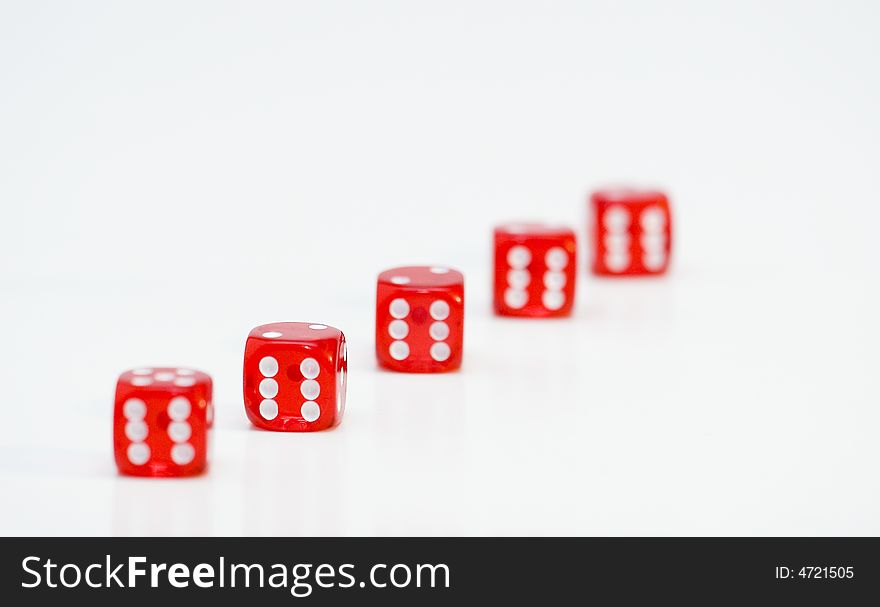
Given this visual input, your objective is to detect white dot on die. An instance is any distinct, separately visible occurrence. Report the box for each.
[430,266,450,274]
[131,377,152,386]
[309,324,328,330]
[640,206,666,232]
[388,319,409,340]
[176,369,195,376]
[507,269,531,289]
[643,251,667,271]
[301,401,321,422]
[507,245,532,269]
[390,276,411,285]
[543,271,567,291]
[154,371,175,382]
[300,357,320,379]
[640,232,666,251]
[123,398,147,420]
[545,247,569,271]
[504,288,528,309]
[603,206,631,231]
[262,331,283,339]
[174,377,196,387]
[430,300,450,321]
[604,233,631,250]
[259,378,278,399]
[430,342,451,362]
[542,290,566,310]
[259,399,278,420]
[167,396,192,421]
[389,298,410,319]
[300,379,321,400]
[124,420,148,442]
[389,341,410,361]
[127,443,150,465]
[131,368,153,376]
[167,421,192,443]
[170,443,195,466]
[605,251,631,272]
[259,356,279,377]
[429,321,450,341]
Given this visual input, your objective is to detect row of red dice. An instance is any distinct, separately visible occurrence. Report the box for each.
[113,188,672,477]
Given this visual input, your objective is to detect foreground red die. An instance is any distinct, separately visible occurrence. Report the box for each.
[113,367,212,477]
[591,189,672,276]
[243,322,347,432]
[376,266,464,373]
[493,223,577,317]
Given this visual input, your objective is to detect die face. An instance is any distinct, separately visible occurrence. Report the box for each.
[591,189,672,276]
[375,266,464,373]
[493,223,577,317]
[243,322,345,432]
[113,367,212,477]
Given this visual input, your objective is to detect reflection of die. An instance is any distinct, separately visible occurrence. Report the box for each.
[375,266,464,373]
[243,322,347,432]
[591,189,672,276]
[494,223,577,317]
[113,367,212,477]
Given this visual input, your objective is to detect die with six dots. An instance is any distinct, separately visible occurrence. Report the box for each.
[376,266,464,373]
[113,367,213,477]
[591,189,672,276]
[243,322,347,432]
[494,222,577,318]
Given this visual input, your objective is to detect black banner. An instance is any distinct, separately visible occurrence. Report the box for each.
[1,538,877,604]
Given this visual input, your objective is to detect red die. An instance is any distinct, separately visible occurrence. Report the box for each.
[243,322,347,432]
[493,223,577,317]
[376,266,464,373]
[113,367,213,477]
[591,189,672,276]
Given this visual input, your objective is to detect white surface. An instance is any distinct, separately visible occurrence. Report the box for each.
[1,1,879,536]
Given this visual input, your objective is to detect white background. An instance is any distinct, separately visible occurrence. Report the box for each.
[1,1,878,536]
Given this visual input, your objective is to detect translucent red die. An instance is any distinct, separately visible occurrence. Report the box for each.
[375,266,464,373]
[493,223,577,317]
[591,189,672,276]
[113,367,213,477]
[243,322,347,432]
